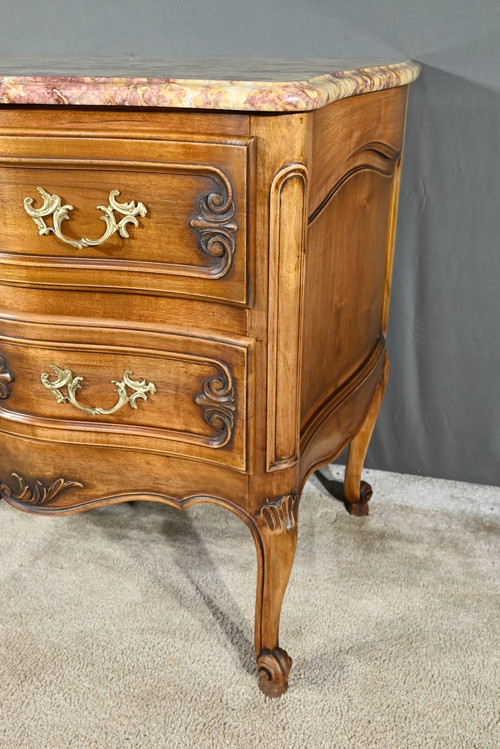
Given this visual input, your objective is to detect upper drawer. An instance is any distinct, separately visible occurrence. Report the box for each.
[0,133,253,304]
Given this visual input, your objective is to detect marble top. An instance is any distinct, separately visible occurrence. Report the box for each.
[0,55,420,112]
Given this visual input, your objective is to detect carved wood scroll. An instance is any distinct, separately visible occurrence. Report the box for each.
[0,353,14,399]
[195,369,236,448]
[190,187,237,278]
[0,472,83,506]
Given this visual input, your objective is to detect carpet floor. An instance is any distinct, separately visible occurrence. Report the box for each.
[1,466,499,749]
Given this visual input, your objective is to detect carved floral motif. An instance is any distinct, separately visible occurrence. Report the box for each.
[0,472,83,506]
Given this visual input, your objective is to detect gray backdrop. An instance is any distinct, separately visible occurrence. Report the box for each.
[1,0,498,486]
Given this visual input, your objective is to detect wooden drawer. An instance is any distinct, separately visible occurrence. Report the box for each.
[0,132,253,304]
[0,435,249,514]
[0,316,250,470]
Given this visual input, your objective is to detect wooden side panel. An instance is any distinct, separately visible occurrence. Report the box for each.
[309,87,408,214]
[300,88,408,429]
[301,163,395,423]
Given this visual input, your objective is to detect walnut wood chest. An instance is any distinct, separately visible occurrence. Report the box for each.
[0,56,420,697]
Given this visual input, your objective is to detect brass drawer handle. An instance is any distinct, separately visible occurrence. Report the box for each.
[23,188,147,250]
[40,365,156,416]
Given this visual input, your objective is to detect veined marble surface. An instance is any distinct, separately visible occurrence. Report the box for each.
[0,56,420,112]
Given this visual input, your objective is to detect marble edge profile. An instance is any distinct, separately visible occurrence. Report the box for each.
[0,60,420,112]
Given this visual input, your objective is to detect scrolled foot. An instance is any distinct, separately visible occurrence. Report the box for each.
[345,480,373,516]
[257,647,292,697]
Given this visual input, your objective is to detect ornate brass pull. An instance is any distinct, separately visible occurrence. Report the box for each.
[40,366,156,416]
[23,188,147,250]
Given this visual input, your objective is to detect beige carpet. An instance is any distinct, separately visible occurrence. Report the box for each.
[1,466,499,749]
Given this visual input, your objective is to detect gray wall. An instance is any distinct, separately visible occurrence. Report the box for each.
[1,0,499,486]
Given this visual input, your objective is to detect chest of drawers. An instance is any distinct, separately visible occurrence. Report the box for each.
[0,56,419,697]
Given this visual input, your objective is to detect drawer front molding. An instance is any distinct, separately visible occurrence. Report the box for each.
[0,353,14,399]
[0,471,83,506]
[23,187,148,251]
[0,135,253,302]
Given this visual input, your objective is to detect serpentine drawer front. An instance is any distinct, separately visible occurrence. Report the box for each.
[0,316,248,469]
[0,56,420,698]
[0,133,252,303]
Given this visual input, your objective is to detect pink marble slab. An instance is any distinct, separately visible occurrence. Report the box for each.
[0,56,420,112]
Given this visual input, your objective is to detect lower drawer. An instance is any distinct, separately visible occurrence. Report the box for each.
[0,436,249,514]
[0,315,250,470]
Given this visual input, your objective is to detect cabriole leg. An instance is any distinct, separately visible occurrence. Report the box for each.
[344,355,389,516]
[252,493,299,697]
